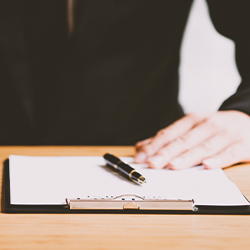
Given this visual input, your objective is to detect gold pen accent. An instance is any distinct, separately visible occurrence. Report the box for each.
[129,169,136,181]
[104,153,146,185]
[138,176,146,184]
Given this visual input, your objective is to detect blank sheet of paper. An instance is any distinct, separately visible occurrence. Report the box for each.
[9,155,249,206]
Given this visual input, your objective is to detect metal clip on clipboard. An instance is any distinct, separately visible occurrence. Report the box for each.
[66,194,195,211]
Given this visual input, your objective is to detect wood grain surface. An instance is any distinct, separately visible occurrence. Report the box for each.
[0,146,250,250]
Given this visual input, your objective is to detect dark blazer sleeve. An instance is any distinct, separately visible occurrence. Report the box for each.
[207,0,250,116]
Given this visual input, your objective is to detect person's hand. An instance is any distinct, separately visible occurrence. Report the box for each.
[134,111,250,169]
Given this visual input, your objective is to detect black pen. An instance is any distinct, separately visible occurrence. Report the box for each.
[103,153,146,184]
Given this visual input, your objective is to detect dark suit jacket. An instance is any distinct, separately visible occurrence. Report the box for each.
[0,0,249,145]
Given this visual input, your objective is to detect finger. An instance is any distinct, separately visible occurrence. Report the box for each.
[135,137,153,150]
[147,116,221,168]
[202,141,247,169]
[137,113,209,160]
[168,132,237,170]
[134,138,153,163]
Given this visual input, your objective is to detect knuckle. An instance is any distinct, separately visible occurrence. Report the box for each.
[174,136,192,151]
[145,128,173,155]
[187,113,197,122]
[225,146,238,159]
[187,112,202,122]
[200,141,213,152]
[156,128,170,140]
[156,129,166,137]
[143,143,154,155]
[205,118,216,128]
[206,116,222,129]
[157,148,169,159]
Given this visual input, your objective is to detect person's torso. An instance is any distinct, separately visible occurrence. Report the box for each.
[22,0,192,145]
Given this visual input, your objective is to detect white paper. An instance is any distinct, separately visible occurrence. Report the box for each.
[9,155,249,206]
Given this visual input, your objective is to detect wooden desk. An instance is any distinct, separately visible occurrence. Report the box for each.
[1,146,250,250]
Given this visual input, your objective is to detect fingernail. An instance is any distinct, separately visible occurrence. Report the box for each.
[134,151,147,162]
[148,155,163,168]
[169,157,183,168]
[203,158,219,168]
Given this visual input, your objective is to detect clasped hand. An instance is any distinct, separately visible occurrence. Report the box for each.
[135,111,250,169]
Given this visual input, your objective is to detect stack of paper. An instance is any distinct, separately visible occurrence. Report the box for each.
[9,155,249,206]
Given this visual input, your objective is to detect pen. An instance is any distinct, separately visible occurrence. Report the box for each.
[103,153,146,184]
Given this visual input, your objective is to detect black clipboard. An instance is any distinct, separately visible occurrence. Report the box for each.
[3,159,250,215]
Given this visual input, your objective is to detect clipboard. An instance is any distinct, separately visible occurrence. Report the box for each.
[3,156,250,215]
[66,195,195,211]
